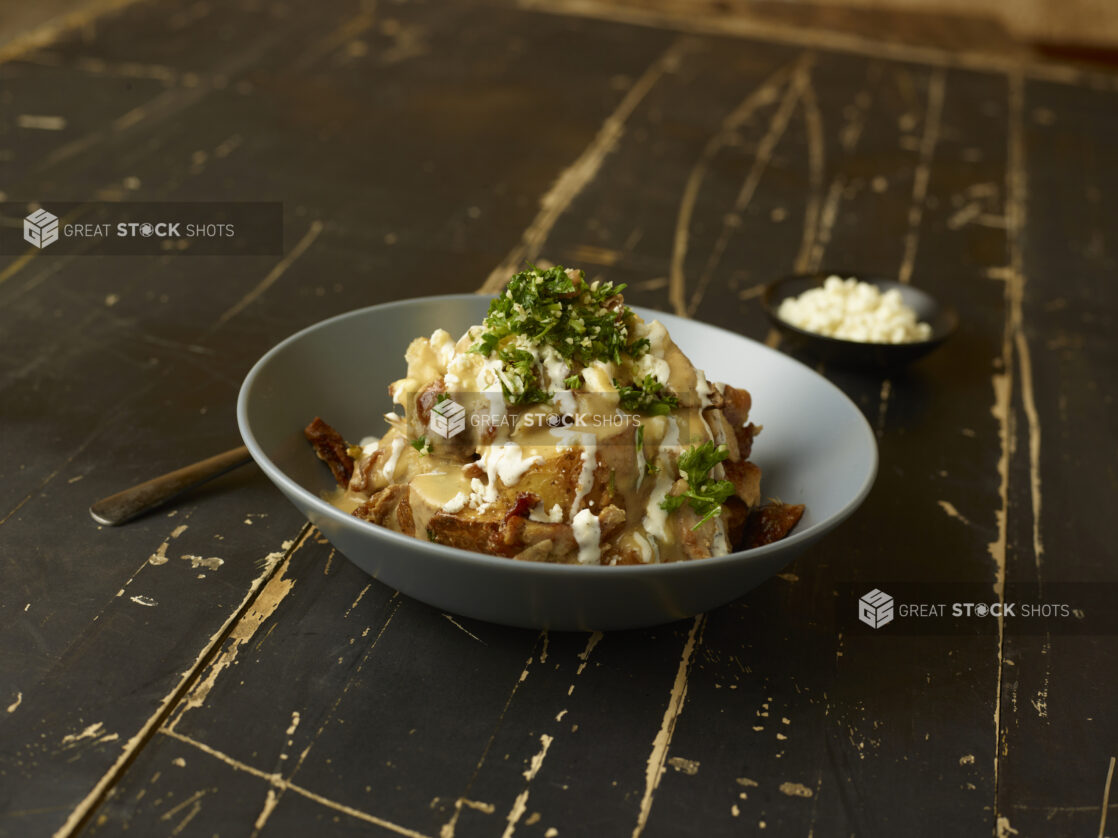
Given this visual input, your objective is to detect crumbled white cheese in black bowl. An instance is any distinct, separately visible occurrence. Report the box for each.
[762,273,957,369]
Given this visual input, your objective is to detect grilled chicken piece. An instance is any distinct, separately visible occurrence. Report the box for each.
[742,502,805,548]
[305,417,354,486]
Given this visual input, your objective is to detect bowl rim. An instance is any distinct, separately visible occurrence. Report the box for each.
[237,293,879,576]
[761,272,958,349]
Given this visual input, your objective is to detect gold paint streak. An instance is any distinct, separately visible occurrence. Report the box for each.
[800,178,844,275]
[631,615,706,837]
[512,0,1118,91]
[288,780,432,837]
[292,8,377,72]
[251,789,280,834]
[439,633,545,838]
[567,244,622,266]
[0,251,37,288]
[161,787,209,836]
[49,531,309,838]
[875,379,891,438]
[443,613,485,644]
[170,543,300,723]
[60,722,106,747]
[630,276,668,291]
[501,734,554,838]
[796,69,874,275]
[481,38,693,294]
[163,729,276,782]
[163,730,432,838]
[898,69,945,284]
[462,799,495,814]
[1099,757,1116,838]
[160,788,207,820]
[0,204,91,290]
[574,630,602,676]
[992,69,1030,829]
[675,59,805,317]
[211,220,324,331]
[344,583,372,618]
[947,201,983,230]
[938,500,972,527]
[0,0,147,66]
[666,756,699,775]
[258,594,403,831]
[1006,77,1043,569]
[523,734,553,781]
[671,69,797,308]
[790,65,825,276]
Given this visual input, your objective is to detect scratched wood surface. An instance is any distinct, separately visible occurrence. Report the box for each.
[0,0,1115,836]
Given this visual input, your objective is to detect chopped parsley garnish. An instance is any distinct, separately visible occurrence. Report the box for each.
[660,441,735,529]
[636,425,659,475]
[471,265,674,409]
[473,265,647,366]
[495,346,550,405]
[616,375,679,416]
[410,436,432,456]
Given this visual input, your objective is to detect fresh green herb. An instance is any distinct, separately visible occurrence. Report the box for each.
[563,373,581,390]
[435,393,450,404]
[495,346,550,405]
[410,436,431,456]
[616,375,679,416]
[472,265,647,367]
[635,424,660,474]
[660,441,735,529]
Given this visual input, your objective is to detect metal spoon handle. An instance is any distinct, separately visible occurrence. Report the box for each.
[89,445,253,526]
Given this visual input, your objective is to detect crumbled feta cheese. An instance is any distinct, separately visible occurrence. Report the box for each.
[777,276,933,343]
[442,492,468,514]
[530,502,564,523]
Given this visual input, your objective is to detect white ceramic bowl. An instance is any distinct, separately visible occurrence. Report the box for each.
[237,295,877,630]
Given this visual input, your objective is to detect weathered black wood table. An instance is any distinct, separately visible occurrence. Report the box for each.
[1,1,1115,835]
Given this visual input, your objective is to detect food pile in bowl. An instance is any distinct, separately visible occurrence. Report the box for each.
[305,266,802,565]
[777,275,932,344]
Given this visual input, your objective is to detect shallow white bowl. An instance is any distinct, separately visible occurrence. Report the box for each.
[237,295,877,630]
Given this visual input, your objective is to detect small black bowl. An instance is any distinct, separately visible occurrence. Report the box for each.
[761,273,957,369]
